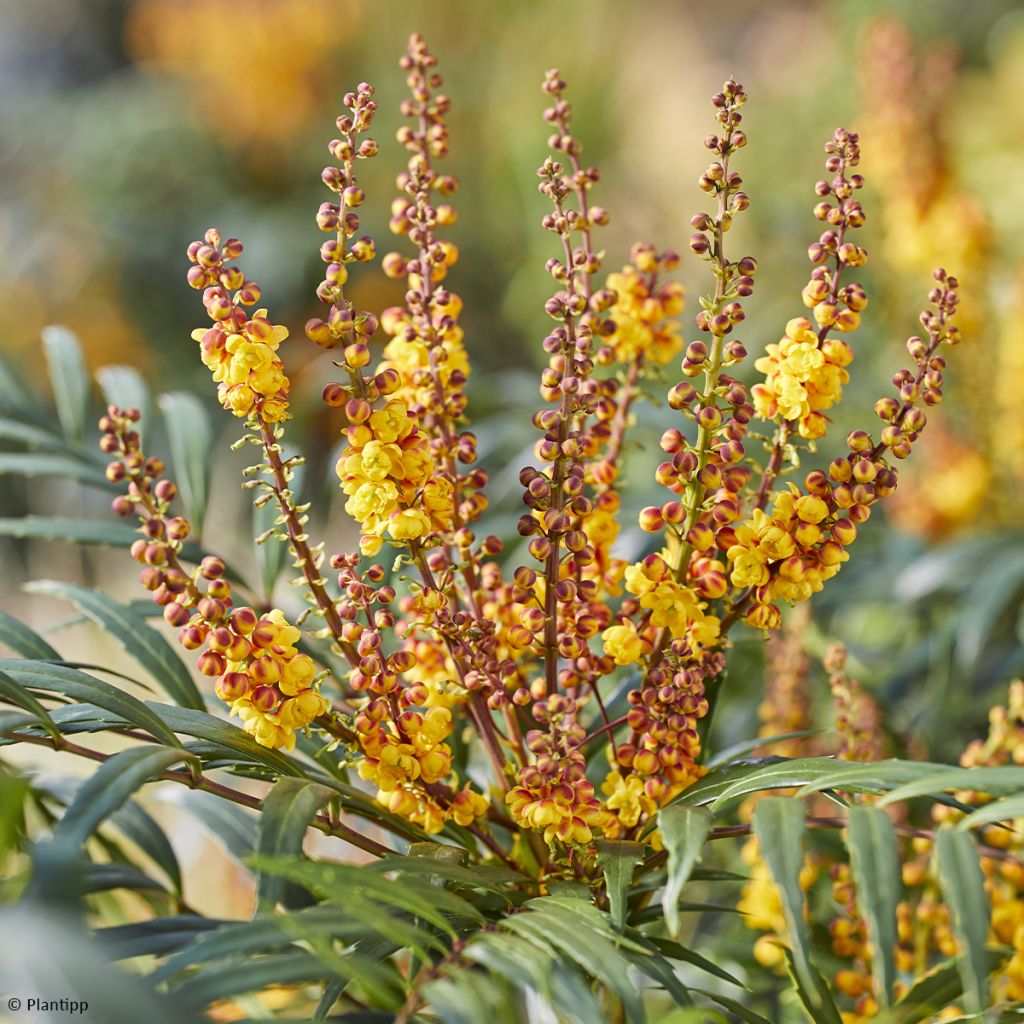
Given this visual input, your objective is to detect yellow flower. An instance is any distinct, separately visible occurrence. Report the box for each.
[388,507,432,541]
[369,401,413,444]
[602,623,644,666]
[602,770,655,829]
[729,548,770,588]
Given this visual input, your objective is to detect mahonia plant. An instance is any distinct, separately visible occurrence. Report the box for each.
[103,36,961,878]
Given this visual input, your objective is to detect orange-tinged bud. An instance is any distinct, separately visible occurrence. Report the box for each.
[250,684,280,712]
[216,672,251,702]
[197,650,227,677]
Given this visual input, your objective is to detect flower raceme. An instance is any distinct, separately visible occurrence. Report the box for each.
[106,37,961,874]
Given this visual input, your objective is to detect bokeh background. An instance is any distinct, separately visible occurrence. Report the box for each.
[2,0,1024,916]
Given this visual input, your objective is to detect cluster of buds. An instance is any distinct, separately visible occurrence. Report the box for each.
[589,82,756,806]
[185,232,290,423]
[506,694,605,846]
[102,406,326,749]
[584,244,684,593]
[376,34,485,530]
[729,274,959,630]
[305,81,380,380]
[644,79,757,551]
[824,642,890,763]
[329,552,492,833]
[752,129,866,441]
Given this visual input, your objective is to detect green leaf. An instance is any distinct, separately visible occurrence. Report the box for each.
[501,902,643,1024]
[0,519,229,587]
[251,855,483,937]
[475,930,605,1024]
[98,916,224,961]
[707,729,825,768]
[425,968,522,1024]
[753,798,817,1004]
[692,989,774,1024]
[170,949,336,1010]
[0,452,114,489]
[595,839,644,931]
[651,1010,727,1024]
[0,904,191,1024]
[51,745,196,851]
[151,906,379,983]
[256,779,334,909]
[96,365,151,448]
[878,766,1024,807]
[110,801,183,894]
[0,415,79,454]
[0,660,179,745]
[42,325,90,445]
[782,947,843,1024]
[25,581,204,711]
[0,610,61,660]
[956,795,1024,831]
[278,913,406,1011]
[0,667,61,742]
[647,935,746,989]
[690,757,839,810]
[934,827,991,1013]
[875,958,965,1024]
[956,547,1024,671]
[81,862,168,895]
[0,357,45,421]
[795,759,951,799]
[847,805,901,1008]
[660,803,712,939]
[159,392,213,534]
[0,773,30,860]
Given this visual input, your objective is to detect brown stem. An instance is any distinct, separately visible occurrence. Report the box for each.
[410,545,510,793]
[6,728,395,859]
[541,211,582,696]
[258,420,359,670]
[602,357,643,475]
[583,714,629,747]
[642,128,737,679]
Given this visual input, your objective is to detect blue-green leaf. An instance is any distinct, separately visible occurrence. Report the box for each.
[0,660,179,745]
[753,798,817,1004]
[256,778,333,909]
[97,365,151,449]
[934,827,991,1013]
[782,946,843,1024]
[51,745,196,851]
[660,802,712,939]
[847,805,901,1007]
[0,611,61,660]
[956,795,1024,831]
[159,392,213,534]
[0,667,61,742]
[594,839,643,931]
[42,325,90,445]
[878,766,1024,807]
[0,452,113,489]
